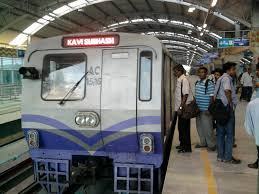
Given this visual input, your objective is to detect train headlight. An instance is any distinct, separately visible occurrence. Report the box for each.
[27,130,39,149]
[140,134,154,154]
[75,115,86,125]
[75,112,100,127]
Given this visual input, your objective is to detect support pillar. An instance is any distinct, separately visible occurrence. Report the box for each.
[235,23,240,38]
[252,0,259,30]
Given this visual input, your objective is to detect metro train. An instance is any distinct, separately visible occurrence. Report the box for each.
[20,32,176,194]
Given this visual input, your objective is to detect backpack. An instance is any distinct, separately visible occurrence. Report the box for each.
[195,79,213,95]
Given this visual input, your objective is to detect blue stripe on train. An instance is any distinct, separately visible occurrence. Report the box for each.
[22,114,161,146]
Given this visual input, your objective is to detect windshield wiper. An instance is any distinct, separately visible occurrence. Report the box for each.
[59,72,88,105]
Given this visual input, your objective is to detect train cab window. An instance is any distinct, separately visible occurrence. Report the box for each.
[139,51,152,101]
[41,53,86,101]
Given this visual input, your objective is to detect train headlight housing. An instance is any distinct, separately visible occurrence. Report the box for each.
[27,130,39,149]
[75,112,100,128]
[140,134,154,154]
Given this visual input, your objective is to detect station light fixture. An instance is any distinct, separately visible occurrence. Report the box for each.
[200,32,204,36]
[145,31,213,48]
[158,19,169,23]
[68,0,87,9]
[211,0,218,7]
[163,40,208,53]
[8,0,230,46]
[9,33,28,46]
[52,5,73,17]
[188,7,196,12]
[203,23,207,28]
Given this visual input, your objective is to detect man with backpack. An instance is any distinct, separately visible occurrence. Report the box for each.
[214,62,241,164]
[195,67,216,151]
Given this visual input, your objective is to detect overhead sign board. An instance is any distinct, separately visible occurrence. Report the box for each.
[233,38,249,47]
[218,38,233,48]
[218,38,249,48]
[62,34,120,48]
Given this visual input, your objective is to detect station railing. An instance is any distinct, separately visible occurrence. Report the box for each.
[0,84,21,102]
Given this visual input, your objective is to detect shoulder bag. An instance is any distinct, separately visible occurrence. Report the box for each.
[208,79,230,125]
[180,80,200,119]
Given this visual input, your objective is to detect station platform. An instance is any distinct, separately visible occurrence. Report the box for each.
[163,101,257,194]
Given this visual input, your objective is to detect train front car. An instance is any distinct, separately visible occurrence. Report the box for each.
[21,33,167,194]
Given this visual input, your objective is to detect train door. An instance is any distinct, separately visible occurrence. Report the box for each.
[101,49,138,152]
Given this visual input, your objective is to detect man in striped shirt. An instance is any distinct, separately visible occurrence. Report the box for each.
[195,67,216,151]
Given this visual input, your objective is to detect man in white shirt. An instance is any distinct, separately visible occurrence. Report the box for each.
[241,68,253,102]
[173,64,193,153]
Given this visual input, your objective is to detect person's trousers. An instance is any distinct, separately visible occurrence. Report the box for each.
[196,111,216,148]
[178,114,191,151]
[217,109,235,161]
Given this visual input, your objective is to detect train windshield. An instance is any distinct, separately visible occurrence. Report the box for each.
[41,53,86,101]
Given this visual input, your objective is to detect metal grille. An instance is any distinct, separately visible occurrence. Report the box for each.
[114,163,154,194]
[34,158,70,194]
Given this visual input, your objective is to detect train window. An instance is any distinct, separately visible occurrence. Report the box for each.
[139,51,152,101]
[41,53,87,101]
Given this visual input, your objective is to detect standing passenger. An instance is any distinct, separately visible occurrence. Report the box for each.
[173,64,193,153]
[214,68,223,83]
[195,67,216,151]
[208,70,216,83]
[215,62,241,164]
[240,67,253,102]
[246,63,259,169]
[212,68,223,130]
[255,63,259,99]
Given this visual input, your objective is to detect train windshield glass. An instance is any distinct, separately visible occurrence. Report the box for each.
[41,53,86,101]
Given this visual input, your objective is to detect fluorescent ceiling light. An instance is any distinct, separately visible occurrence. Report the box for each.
[23,22,44,35]
[203,23,207,28]
[9,33,28,46]
[158,19,169,23]
[68,0,87,8]
[211,0,218,7]
[119,21,129,25]
[37,18,49,25]
[132,19,144,23]
[209,32,222,39]
[108,23,118,27]
[144,18,154,22]
[188,7,196,12]
[42,15,55,21]
[52,5,72,17]
[183,65,191,72]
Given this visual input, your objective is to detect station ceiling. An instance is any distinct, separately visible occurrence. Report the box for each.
[0,0,253,65]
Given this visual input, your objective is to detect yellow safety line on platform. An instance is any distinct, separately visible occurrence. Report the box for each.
[201,150,218,194]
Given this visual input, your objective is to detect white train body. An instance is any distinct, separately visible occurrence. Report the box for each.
[21,33,175,194]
